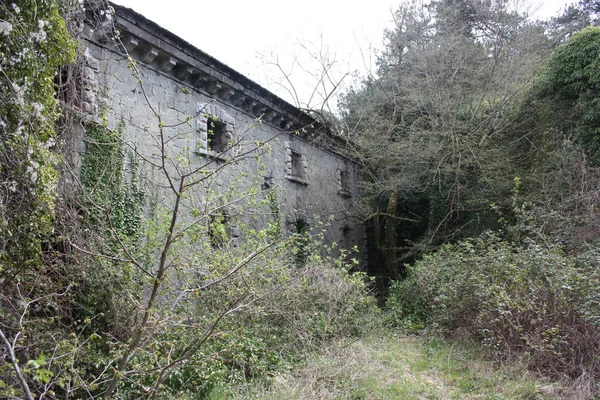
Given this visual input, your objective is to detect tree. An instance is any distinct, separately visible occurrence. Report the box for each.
[534,26,600,162]
[338,0,553,276]
[547,0,600,44]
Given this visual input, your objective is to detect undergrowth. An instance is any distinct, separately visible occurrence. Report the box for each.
[388,231,600,397]
[216,333,562,400]
[118,260,380,399]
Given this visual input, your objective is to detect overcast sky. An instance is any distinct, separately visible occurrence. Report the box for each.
[110,0,577,109]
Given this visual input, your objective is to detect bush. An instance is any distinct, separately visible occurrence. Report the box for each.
[534,27,600,163]
[264,261,380,347]
[111,259,380,398]
[388,232,600,385]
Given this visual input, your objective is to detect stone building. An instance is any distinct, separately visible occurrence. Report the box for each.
[78,2,367,266]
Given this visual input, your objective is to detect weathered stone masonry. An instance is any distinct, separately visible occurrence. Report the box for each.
[80,2,367,265]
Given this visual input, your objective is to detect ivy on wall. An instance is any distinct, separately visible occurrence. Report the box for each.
[80,122,144,244]
[266,189,282,240]
[0,0,76,277]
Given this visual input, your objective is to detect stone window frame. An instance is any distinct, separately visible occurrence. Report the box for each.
[285,212,310,267]
[284,140,308,185]
[207,207,242,249]
[195,103,235,160]
[337,163,352,198]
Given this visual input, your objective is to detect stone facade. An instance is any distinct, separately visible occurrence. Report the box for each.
[80,2,367,265]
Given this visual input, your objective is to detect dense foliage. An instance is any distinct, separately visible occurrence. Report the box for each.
[532,26,600,163]
[0,2,76,398]
[345,0,600,394]
[116,261,378,398]
[0,0,75,276]
[339,0,600,277]
[389,233,600,382]
[3,0,600,397]
[340,0,555,275]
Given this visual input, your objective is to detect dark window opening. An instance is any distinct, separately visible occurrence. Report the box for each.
[55,64,82,109]
[209,211,229,249]
[261,175,274,191]
[290,150,304,179]
[342,225,353,243]
[207,117,227,153]
[293,219,310,267]
[338,167,351,198]
[340,170,349,190]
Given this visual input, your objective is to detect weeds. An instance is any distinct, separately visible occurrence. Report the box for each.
[217,333,562,400]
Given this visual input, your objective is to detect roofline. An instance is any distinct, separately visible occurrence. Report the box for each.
[83,1,358,163]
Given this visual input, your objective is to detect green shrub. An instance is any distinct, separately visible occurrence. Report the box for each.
[264,261,380,346]
[534,27,600,163]
[386,276,430,332]
[388,232,600,384]
[108,258,379,399]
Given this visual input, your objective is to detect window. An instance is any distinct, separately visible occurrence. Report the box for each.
[340,169,349,189]
[207,117,227,153]
[342,225,353,245]
[284,141,308,184]
[290,150,304,179]
[56,53,99,116]
[196,103,235,159]
[208,211,229,249]
[338,165,351,198]
[293,218,310,267]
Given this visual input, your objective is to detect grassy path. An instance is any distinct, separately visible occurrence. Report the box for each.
[217,334,568,400]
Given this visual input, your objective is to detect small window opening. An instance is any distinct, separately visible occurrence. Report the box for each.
[340,170,349,190]
[338,167,352,198]
[209,211,229,249]
[293,219,310,267]
[207,117,227,153]
[290,151,304,179]
[261,175,274,191]
[342,225,352,240]
[55,64,82,109]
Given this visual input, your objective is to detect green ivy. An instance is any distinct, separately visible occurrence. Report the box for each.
[0,0,76,277]
[266,189,282,240]
[80,122,144,243]
[535,26,600,163]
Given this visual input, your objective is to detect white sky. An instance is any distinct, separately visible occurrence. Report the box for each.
[111,0,576,109]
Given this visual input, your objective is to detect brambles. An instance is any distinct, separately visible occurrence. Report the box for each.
[389,232,600,387]
[111,258,379,398]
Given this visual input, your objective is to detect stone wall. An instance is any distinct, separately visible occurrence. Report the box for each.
[80,3,367,266]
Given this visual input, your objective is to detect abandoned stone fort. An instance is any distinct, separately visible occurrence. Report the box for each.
[77,2,368,266]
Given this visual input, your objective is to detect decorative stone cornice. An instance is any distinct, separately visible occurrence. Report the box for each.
[84,2,322,135]
[82,1,363,166]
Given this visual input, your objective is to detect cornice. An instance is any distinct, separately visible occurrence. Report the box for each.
[85,2,320,134]
[82,1,359,164]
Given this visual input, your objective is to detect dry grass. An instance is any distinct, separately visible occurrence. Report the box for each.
[211,333,584,400]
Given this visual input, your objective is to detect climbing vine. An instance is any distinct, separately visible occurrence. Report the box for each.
[80,122,144,243]
[0,0,76,277]
[266,189,282,239]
